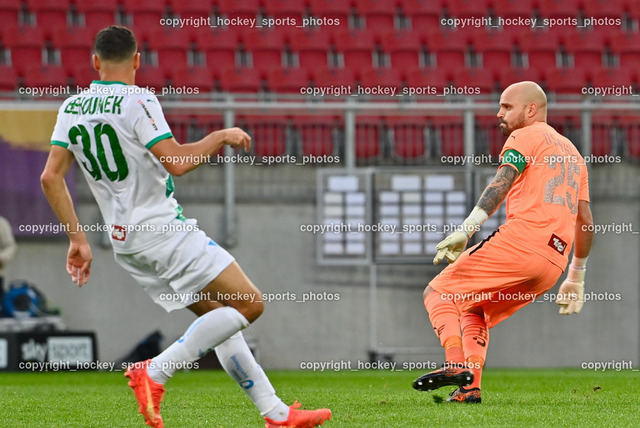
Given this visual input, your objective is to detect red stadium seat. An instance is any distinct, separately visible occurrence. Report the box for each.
[360,68,405,93]
[565,30,607,70]
[386,116,428,160]
[136,66,168,93]
[27,0,69,32]
[195,114,225,136]
[219,67,264,93]
[355,116,383,161]
[75,0,118,29]
[238,115,289,158]
[590,116,614,157]
[334,29,378,69]
[123,0,167,37]
[289,30,331,71]
[473,30,516,72]
[51,26,95,74]
[23,65,69,88]
[261,0,305,26]
[3,26,45,74]
[427,29,469,69]
[610,31,640,69]
[146,28,194,69]
[582,0,626,18]
[262,0,307,15]
[381,31,425,70]
[433,116,464,157]
[539,0,582,18]
[498,68,544,89]
[196,29,240,69]
[518,29,563,68]
[296,116,339,157]
[311,67,357,88]
[444,0,490,18]
[589,67,636,89]
[355,0,398,29]
[169,66,216,93]
[401,0,442,29]
[308,0,352,24]
[246,30,286,69]
[544,68,588,95]
[362,11,396,31]
[266,68,311,93]
[452,68,497,95]
[165,113,194,144]
[217,0,260,20]
[168,0,212,17]
[491,0,535,19]
[356,0,399,13]
[406,68,451,93]
[0,0,20,25]
[0,65,18,91]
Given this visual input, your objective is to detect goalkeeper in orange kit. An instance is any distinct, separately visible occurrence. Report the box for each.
[412,81,594,403]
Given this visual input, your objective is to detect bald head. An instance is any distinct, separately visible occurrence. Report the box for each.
[497,81,548,136]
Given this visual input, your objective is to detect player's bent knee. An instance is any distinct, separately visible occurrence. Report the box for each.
[237,300,264,323]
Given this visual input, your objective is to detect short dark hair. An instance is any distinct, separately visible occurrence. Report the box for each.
[93,26,137,62]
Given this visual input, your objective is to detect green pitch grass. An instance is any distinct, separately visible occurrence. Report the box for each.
[0,368,638,427]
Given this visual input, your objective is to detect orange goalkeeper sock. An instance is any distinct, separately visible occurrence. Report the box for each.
[424,291,464,365]
[461,312,489,389]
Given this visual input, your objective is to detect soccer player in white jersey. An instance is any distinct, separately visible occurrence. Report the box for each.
[41,25,331,428]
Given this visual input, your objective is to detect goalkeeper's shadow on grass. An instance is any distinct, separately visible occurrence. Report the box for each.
[432,394,446,404]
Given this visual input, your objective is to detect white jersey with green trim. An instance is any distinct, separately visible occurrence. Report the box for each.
[50,80,183,254]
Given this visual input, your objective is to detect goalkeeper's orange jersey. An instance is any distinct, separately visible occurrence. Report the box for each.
[498,121,590,270]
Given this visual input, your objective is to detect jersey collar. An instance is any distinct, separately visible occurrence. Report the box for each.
[92,80,127,85]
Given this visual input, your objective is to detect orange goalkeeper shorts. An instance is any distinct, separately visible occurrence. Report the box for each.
[429,228,563,328]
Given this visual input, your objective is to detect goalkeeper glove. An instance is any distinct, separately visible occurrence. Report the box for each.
[433,207,488,265]
[556,256,587,315]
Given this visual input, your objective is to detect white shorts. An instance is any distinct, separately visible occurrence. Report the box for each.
[114,225,235,312]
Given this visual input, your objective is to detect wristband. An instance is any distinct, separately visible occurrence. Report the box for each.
[567,256,588,283]
[461,206,489,238]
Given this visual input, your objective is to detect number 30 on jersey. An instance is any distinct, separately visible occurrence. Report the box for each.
[69,123,129,182]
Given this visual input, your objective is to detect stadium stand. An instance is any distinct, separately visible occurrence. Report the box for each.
[239,115,289,158]
[401,0,441,28]
[217,0,261,21]
[23,64,69,88]
[196,28,240,69]
[146,28,194,69]
[4,0,639,163]
[168,0,212,17]
[266,68,311,93]
[0,65,17,91]
[74,0,119,30]
[289,29,331,71]
[27,0,69,30]
[381,31,424,70]
[296,116,340,157]
[3,25,45,75]
[387,116,429,161]
[355,116,384,162]
[169,65,216,93]
[247,30,287,69]
[52,26,100,74]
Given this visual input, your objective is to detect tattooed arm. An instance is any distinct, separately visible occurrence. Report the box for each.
[433,164,519,265]
[476,165,519,216]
